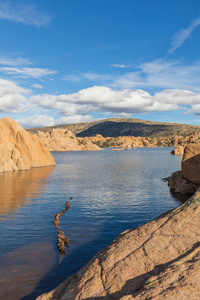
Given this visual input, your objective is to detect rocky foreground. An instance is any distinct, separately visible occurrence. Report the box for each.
[0,117,55,172]
[37,188,200,300]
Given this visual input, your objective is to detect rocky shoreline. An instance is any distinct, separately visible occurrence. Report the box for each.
[37,189,200,300]
[33,128,200,152]
[1,117,200,298]
[36,143,200,299]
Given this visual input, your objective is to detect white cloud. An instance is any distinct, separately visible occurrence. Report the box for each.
[111,64,132,68]
[111,59,200,90]
[64,59,200,91]
[31,84,43,89]
[0,56,32,66]
[0,3,51,27]
[17,114,56,128]
[169,17,200,54]
[0,79,29,113]
[31,86,192,117]
[17,114,94,128]
[64,72,113,83]
[185,105,200,115]
[1,80,200,125]
[83,72,113,81]
[0,67,57,79]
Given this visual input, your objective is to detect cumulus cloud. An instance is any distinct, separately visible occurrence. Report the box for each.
[185,105,200,115]
[169,17,200,54]
[2,81,200,127]
[0,67,57,79]
[31,86,194,117]
[0,78,29,113]
[17,114,94,128]
[0,3,51,27]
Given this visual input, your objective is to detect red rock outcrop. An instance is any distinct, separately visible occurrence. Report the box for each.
[37,189,200,300]
[182,143,200,185]
[35,129,100,151]
[0,117,56,172]
[169,143,200,194]
[168,170,199,194]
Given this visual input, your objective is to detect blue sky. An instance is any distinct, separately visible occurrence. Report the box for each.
[1,0,200,128]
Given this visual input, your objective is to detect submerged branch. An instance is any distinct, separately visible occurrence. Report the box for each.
[57,229,70,254]
[53,201,70,227]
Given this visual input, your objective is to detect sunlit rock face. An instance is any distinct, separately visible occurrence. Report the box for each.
[36,190,200,300]
[0,117,56,172]
[35,129,101,151]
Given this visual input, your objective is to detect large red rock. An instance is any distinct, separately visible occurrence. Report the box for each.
[37,190,200,300]
[182,143,200,185]
[0,117,56,172]
[168,170,199,194]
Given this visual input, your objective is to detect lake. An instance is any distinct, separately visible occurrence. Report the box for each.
[0,148,185,299]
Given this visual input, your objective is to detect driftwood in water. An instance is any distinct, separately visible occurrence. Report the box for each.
[54,200,70,255]
[57,229,70,254]
[53,201,70,228]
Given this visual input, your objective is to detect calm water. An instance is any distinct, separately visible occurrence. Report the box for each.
[0,148,185,299]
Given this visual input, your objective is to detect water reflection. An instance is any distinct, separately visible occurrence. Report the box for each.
[0,148,184,299]
[0,166,55,218]
[0,241,56,300]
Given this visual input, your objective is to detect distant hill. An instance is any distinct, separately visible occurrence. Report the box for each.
[27,118,200,138]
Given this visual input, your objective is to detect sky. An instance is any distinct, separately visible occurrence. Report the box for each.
[1,0,200,128]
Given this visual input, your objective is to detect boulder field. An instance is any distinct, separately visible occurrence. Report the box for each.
[168,143,200,194]
[31,128,200,151]
[0,117,56,172]
[34,129,100,151]
[37,189,200,300]
[73,133,200,149]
